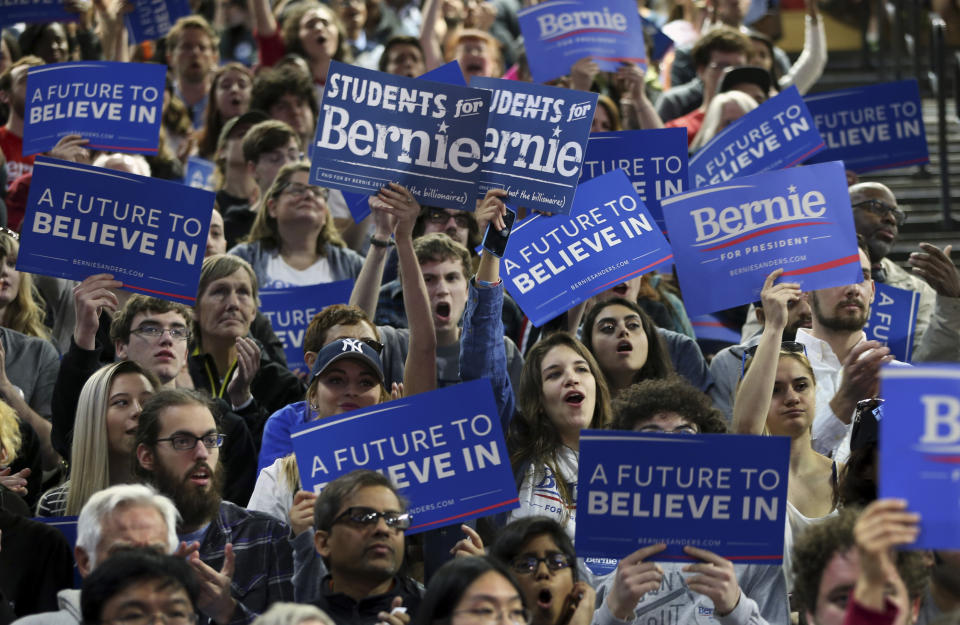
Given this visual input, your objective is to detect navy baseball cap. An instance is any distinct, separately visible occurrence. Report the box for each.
[310,338,385,385]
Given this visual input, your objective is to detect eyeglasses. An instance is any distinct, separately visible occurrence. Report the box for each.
[453,607,532,625]
[740,341,807,377]
[510,553,572,575]
[0,226,19,241]
[426,209,471,229]
[331,506,411,531]
[155,433,225,452]
[636,424,700,435]
[852,199,906,226]
[105,612,198,624]
[131,325,191,342]
[279,182,328,200]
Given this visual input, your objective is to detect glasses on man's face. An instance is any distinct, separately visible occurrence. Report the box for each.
[636,423,700,435]
[332,506,411,531]
[453,607,532,625]
[426,209,471,229]
[155,432,225,452]
[130,325,191,342]
[740,340,807,378]
[279,182,327,201]
[852,199,906,226]
[510,553,572,575]
[106,611,198,624]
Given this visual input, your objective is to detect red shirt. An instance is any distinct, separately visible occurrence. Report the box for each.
[665,109,706,146]
[0,127,34,187]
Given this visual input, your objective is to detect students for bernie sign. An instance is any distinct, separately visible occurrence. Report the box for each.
[581,128,688,230]
[688,86,824,189]
[879,364,960,549]
[125,0,191,42]
[17,157,214,303]
[310,61,490,211]
[864,282,920,363]
[576,430,790,563]
[290,378,518,534]
[470,77,597,215]
[23,61,166,156]
[502,169,672,326]
[662,160,860,316]
[259,281,353,376]
[804,80,929,173]
[518,0,646,83]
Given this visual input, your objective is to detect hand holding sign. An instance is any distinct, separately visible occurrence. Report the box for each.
[289,490,318,537]
[759,269,802,333]
[570,57,601,92]
[476,188,509,234]
[910,243,960,298]
[375,183,421,239]
[681,546,742,617]
[605,544,666,620]
[73,273,122,350]
[49,134,90,164]
[852,499,919,611]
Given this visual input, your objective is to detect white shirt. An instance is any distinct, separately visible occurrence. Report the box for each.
[264,251,333,288]
[510,447,579,543]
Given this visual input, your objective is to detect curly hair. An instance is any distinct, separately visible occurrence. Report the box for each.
[612,375,728,433]
[250,65,318,123]
[581,297,673,390]
[510,333,612,525]
[792,507,929,618]
[0,233,49,339]
[0,399,21,465]
[279,2,351,65]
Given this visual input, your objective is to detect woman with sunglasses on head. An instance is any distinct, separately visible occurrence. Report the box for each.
[228,162,364,291]
[580,298,674,399]
[37,361,157,516]
[733,268,837,588]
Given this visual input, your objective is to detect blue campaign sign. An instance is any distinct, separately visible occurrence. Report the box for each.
[260,281,354,376]
[688,86,825,189]
[124,0,191,42]
[311,61,490,211]
[690,314,741,344]
[640,14,673,62]
[23,61,165,156]
[502,169,673,326]
[17,157,213,303]
[470,77,597,215]
[805,80,929,173]
[576,430,790,563]
[661,161,860,317]
[290,379,519,534]
[33,516,81,588]
[184,156,215,191]
[879,364,960,549]
[0,0,78,26]
[518,0,646,83]
[864,282,920,363]
[421,60,467,86]
[581,128,688,230]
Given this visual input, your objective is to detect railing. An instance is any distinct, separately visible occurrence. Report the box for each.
[929,15,952,229]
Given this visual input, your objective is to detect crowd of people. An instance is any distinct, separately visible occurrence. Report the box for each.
[0,1,958,625]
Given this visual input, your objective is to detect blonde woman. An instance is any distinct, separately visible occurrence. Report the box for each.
[0,398,40,509]
[0,229,49,340]
[37,361,157,516]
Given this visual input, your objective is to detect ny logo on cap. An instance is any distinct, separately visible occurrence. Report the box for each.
[341,338,365,353]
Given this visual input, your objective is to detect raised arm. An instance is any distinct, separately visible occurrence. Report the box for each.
[418,0,446,72]
[348,199,396,318]
[376,183,436,397]
[732,269,801,435]
[616,63,664,130]
[250,0,278,38]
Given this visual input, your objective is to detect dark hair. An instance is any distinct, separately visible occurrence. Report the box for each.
[18,22,66,60]
[80,549,199,624]
[133,389,219,480]
[412,207,481,251]
[489,517,578,582]
[835,446,877,508]
[413,556,526,625]
[111,295,193,345]
[792,507,929,617]
[280,2,351,64]
[691,26,752,69]
[250,65,319,123]
[304,304,380,355]
[313,470,406,531]
[0,54,41,92]
[413,233,472,282]
[581,298,673,387]
[241,119,301,164]
[196,62,253,159]
[378,35,423,72]
[612,375,728,433]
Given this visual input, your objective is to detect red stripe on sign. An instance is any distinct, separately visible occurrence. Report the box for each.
[780,254,860,277]
[87,144,158,153]
[703,222,826,251]
[406,498,519,531]
[660,554,783,561]
[785,142,825,168]
[546,28,628,42]
[124,284,196,302]
[589,254,674,293]
[925,455,960,464]
[691,321,725,327]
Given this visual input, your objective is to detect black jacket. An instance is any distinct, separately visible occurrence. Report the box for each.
[312,575,423,625]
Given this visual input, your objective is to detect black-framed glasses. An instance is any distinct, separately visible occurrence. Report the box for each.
[104,612,198,625]
[510,553,572,575]
[740,341,807,378]
[426,209,471,228]
[131,325,191,342]
[278,181,328,200]
[852,199,906,226]
[636,423,700,435]
[155,433,225,452]
[331,506,411,531]
[452,607,532,625]
[0,226,19,241]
